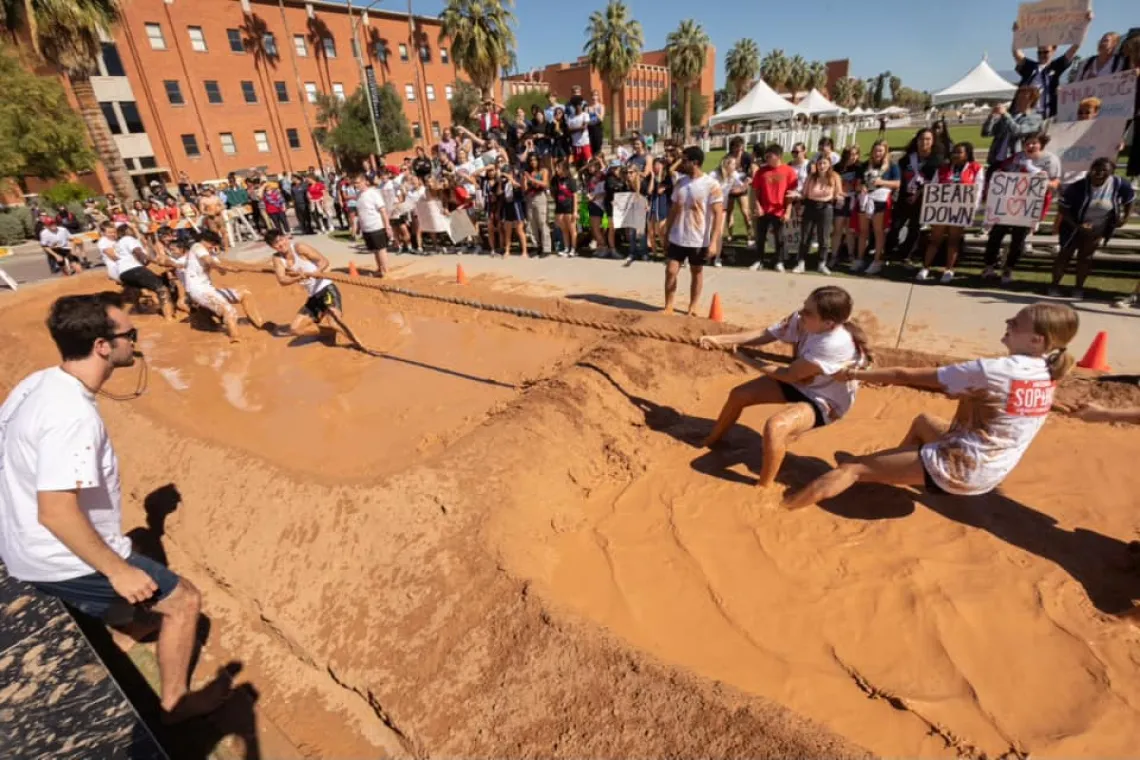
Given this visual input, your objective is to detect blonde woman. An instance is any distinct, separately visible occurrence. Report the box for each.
[796,155,844,274]
[710,155,742,267]
[852,139,899,274]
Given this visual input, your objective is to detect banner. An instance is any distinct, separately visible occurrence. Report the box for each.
[448,210,477,243]
[984,172,1049,227]
[1056,69,1137,121]
[364,65,382,123]
[920,183,979,227]
[611,192,647,230]
[415,200,450,234]
[1013,0,1091,49]
[1046,116,1130,183]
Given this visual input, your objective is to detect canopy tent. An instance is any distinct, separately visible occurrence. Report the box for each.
[932,57,1017,106]
[797,88,847,117]
[851,106,868,115]
[709,79,804,125]
[877,105,909,116]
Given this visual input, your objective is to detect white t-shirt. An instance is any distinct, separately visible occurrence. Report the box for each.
[669,174,724,249]
[921,355,1055,496]
[97,235,119,282]
[114,235,145,275]
[568,113,590,148]
[356,186,387,233]
[712,169,744,199]
[791,161,811,194]
[183,243,215,293]
[766,312,863,422]
[39,227,71,250]
[0,368,132,582]
[380,179,401,210]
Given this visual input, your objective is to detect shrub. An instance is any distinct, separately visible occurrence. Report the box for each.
[0,212,28,246]
[6,205,35,238]
[39,181,92,208]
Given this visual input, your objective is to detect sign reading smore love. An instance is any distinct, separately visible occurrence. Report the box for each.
[920,183,979,227]
[985,172,1049,228]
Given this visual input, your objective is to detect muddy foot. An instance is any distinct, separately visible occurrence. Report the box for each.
[162,674,233,725]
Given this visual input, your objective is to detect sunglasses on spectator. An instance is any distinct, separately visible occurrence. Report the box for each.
[107,328,138,344]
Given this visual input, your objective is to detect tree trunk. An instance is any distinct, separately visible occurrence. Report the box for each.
[69,73,136,200]
[611,87,620,144]
[682,85,691,144]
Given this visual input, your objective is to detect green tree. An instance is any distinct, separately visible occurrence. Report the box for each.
[648,89,708,135]
[831,76,857,109]
[872,73,887,109]
[725,38,760,103]
[807,60,828,93]
[584,0,643,141]
[438,0,517,100]
[851,78,867,109]
[0,44,94,191]
[888,73,902,104]
[315,85,411,171]
[760,49,790,92]
[1,0,134,199]
[665,19,708,142]
[504,89,548,120]
[448,80,481,132]
[786,54,809,95]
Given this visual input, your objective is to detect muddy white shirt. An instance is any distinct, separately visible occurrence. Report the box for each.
[183,243,216,293]
[0,368,131,582]
[669,174,724,249]
[767,312,862,422]
[97,235,119,282]
[921,355,1055,496]
[114,235,145,275]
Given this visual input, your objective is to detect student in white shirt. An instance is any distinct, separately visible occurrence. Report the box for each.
[664,146,725,315]
[114,224,174,321]
[95,221,121,283]
[784,303,1080,510]
[0,292,229,722]
[699,286,870,489]
[354,174,393,276]
[179,230,264,342]
[38,218,83,276]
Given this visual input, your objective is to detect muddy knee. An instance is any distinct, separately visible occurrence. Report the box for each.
[163,577,201,617]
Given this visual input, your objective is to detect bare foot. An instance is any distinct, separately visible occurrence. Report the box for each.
[663,306,675,316]
[162,675,233,724]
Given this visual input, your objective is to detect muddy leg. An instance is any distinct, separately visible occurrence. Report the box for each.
[703,376,788,448]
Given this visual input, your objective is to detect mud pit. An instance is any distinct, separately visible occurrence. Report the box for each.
[2,269,1139,758]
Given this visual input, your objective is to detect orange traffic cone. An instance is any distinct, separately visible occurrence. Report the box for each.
[708,293,724,323]
[1077,331,1110,372]
[348,260,359,278]
[456,264,468,285]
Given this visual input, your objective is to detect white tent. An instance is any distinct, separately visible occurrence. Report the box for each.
[797,88,846,117]
[878,105,909,116]
[709,79,804,125]
[932,57,1017,106]
[851,106,867,115]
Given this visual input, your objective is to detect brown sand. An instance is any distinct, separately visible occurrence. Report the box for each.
[2,270,1138,757]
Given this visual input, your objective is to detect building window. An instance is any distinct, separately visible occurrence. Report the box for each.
[304,82,318,103]
[404,84,415,101]
[181,134,200,158]
[145,23,166,51]
[322,36,336,58]
[123,158,137,171]
[119,101,145,134]
[373,41,387,61]
[163,80,184,105]
[398,43,408,62]
[426,84,435,101]
[138,156,158,170]
[440,47,449,64]
[286,128,301,150]
[274,81,289,102]
[332,83,346,101]
[431,121,441,138]
[227,28,244,53]
[412,122,422,139]
[418,44,430,63]
[205,80,223,104]
[188,26,207,52]
[445,85,453,101]
[241,80,258,104]
[101,43,126,76]
[293,34,307,57]
[220,132,237,155]
[263,33,278,57]
[254,130,271,153]
[99,102,122,135]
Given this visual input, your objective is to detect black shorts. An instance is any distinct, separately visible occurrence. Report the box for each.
[390,216,408,228]
[588,202,606,218]
[118,266,167,294]
[362,229,389,252]
[776,381,827,428]
[31,553,180,619]
[872,200,888,214]
[301,284,342,322]
[667,243,708,267]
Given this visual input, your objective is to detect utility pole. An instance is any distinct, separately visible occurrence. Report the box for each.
[347,0,385,163]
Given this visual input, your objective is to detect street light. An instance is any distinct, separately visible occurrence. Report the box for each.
[347,0,385,163]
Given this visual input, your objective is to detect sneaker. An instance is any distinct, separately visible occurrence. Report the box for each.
[1112,294,1136,309]
[817,262,831,275]
[791,261,805,274]
[775,262,786,273]
[556,250,569,258]
[939,270,954,284]
[1001,272,1013,286]
[714,259,723,268]
[849,259,866,273]
[1047,286,1061,297]
[865,261,883,275]
[749,261,763,272]
[1072,288,1084,301]
[981,266,999,279]
[624,255,634,265]
[747,239,756,249]
[916,268,931,281]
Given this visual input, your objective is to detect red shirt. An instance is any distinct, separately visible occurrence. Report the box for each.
[308,182,326,201]
[751,164,798,217]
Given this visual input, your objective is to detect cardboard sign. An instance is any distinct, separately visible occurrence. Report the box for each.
[920,183,979,227]
[1013,0,1091,49]
[1056,69,1137,122]
[0,267,16,291]
[448,210,476,243]
[781,212,802,251]
[1046,116,1130,183]
[984,172,1049,227]
[611,192,647,230]
[415,199,450,234]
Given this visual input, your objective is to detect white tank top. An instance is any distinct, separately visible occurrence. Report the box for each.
[288,243,331,297]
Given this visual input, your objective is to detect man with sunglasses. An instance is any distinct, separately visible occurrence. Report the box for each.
[1010,10,1092,119]
[0,293,229,722]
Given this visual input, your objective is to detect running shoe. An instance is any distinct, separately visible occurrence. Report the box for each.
[775,262,786,273]
[849,259,866,273]
[817,262,831,275]
[749,261,763,271]
[939,270,954,284]
[791,261,805,274]
[1111,294,1136,309]
[865,261,883,275]
[714,259,723,268]
[916,268,931,281]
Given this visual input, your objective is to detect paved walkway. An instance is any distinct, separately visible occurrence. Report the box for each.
[226,234,1140,372]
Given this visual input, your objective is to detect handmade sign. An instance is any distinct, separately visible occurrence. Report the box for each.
[1046,116,1130,183]
[984,172,1049,227]
[1056,69,1136,121]
[920,183,980,227]
[415,199,450,234]
[611,192,647,230]
[1013,0,1091,49]
[448,210,477,243]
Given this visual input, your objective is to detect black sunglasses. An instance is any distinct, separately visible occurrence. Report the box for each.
[107,328,138,344]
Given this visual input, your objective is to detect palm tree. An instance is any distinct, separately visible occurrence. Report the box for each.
[888,73,902,104]
[240,13,290,169]
[832,76,856,109]
[584,1,643,141]
[851,78,867,109]
[786,54,809,98]
[2,0,134,199]
[724,38,760,103]
[665,19,708,142]
[807,60,828,93]
[760,49,790,92]
[438,0,517,100]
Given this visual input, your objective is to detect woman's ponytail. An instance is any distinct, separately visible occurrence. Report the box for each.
[1045,347,1074,381]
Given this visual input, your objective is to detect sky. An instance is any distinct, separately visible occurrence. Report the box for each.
[354,0,1135,92]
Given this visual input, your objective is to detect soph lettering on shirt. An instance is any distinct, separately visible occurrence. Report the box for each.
[1006,379,1055,417]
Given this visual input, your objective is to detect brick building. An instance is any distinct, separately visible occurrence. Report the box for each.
[77,0,466,192]
[503,45,717,136]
